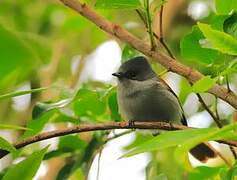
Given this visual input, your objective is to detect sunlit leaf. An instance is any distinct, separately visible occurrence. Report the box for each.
[2,146,48,180]
[198,22,237,55]
[190,76,217,93]
[122,128,214,158]
[0,124,31,131]
[188,166,223,180]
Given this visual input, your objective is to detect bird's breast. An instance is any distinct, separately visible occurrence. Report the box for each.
[117,82,182,123]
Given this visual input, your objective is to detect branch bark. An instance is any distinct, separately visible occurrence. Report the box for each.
[0,121,237,159]
[59,0,237,109]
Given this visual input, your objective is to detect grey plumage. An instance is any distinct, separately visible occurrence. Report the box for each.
[113,56,216,162]
[114,56,183,123]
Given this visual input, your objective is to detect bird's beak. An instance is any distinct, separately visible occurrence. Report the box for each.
[112,72,123,78]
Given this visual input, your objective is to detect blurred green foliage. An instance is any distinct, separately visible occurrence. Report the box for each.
[0,0,237,179]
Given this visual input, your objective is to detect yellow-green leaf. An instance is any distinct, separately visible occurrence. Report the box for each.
[198,22,237,55]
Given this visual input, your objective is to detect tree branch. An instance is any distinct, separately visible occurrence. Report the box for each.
[58,0,237,109]
[0,121,237,159]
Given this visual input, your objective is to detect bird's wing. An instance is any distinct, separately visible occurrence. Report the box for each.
[158,78,187,126]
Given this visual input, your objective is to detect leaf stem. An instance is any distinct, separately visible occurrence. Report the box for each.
[0,86,50,100]
[144,0,156,50]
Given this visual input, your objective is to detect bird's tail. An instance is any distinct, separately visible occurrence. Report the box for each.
[190,143,216,162]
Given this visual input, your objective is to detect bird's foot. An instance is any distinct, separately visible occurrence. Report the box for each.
[128,120,135,127]
[169,122,174,130]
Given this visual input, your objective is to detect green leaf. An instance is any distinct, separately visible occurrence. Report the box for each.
[198,22,237,55]
[180,26,218,64]
[0,87,49,101]
[58,135,87,151]
[0,24,39,87]
[224,12,237,39]
[215,0,237,15]
[174,123,237,170]
[44,149,68,160]
[2,146,48,180]
[190,76,217,93]
[73,89,106,117]
[225,162,237,180]
[0,137,17,155]
[179,79,191,104]
[188,166,223,180]
[21,110,56,139]
[32,98,72,119]
[108,90,121,121]
[220,61,237,76]
[56,162,75,180]
[123,132,153,151]
[95,0,141,9]
[0,124,32,131]
[122,128,214,157]
[211,15,229,31]
[68,168,85,180]
[21,32,52,64]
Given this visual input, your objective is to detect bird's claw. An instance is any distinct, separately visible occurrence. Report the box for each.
[128,120,135,127]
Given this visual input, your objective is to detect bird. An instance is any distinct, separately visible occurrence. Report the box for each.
[112,56,216,162]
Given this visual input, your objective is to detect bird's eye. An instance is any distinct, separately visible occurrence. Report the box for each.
[127,71,137,79]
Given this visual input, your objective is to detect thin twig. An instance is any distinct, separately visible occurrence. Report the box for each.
[159,4,164,40]
[144,0,156,50]
[0,121,237,159]
[158,3,174,58]
[226,75,231,92]
[135,9,147,27]
[196,93,222,128]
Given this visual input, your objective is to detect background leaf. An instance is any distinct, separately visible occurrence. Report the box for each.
[0,24,39,88]
[215,0,237,15]
[2,146,48,180]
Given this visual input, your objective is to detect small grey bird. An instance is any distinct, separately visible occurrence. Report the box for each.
[112,56,216,162]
